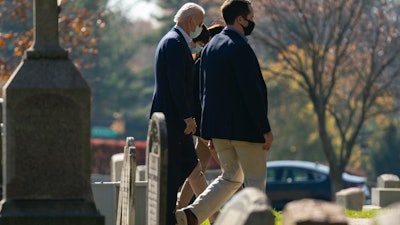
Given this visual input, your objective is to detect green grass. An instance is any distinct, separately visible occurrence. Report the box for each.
[273,210,282,225]
[345,209,380,218]
[200,209,381,225]
[268,209,380,225]
[200,219,210,225]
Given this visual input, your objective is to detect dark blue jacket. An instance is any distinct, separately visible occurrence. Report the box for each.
[150,27,195,129]
[149,27,198,225]
[200,28,271,143]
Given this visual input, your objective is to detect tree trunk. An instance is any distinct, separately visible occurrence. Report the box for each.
[316,108,344,199]
[329,165,344,200]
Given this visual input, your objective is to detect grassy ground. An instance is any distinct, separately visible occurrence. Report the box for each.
[200,220,210,225]
[274,209,379,225]
[345,209,380,218]
[200,209,380,225]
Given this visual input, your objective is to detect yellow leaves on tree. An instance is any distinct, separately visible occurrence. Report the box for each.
[0,30,33,57]
[0,37,5,49]
[13,30,33,57]
[264,42,396,156]
[2,0,107,75]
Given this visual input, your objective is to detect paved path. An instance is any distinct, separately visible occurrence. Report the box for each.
[348,218,373,225]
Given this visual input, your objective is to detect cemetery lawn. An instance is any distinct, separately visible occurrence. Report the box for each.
[273,209,379,225]
[345,209,380,218]
[200,220,211,225]
[201,209,381,225]
[274,210,282,225]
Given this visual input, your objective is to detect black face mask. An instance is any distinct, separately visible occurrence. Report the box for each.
[241,18,255,36]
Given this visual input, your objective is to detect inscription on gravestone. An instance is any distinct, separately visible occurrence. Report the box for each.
[116,137,136,225]
[146,113,167,225]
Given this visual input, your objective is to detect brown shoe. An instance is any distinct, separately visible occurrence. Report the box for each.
[176,208,198,225]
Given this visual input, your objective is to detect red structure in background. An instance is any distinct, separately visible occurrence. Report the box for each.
[90,138,146,175]
[90,138,220,175]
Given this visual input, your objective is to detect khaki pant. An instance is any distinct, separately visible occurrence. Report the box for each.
[186,138,268,223]
[176,137,219,223]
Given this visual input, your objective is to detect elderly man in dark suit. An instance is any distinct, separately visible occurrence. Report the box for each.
[149,2,210,225]
[176,1,274,225]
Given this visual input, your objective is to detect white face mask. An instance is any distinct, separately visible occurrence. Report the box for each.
[190,24,203,39]
[190,44,203,54]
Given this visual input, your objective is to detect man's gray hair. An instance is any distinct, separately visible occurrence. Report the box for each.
[174,2,205,23]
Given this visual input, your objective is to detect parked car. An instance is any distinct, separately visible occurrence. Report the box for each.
[265,160,370,210]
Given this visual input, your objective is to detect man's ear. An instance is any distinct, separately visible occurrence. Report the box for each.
[236,15,245,25]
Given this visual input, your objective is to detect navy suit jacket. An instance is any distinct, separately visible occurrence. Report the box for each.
[149,27,198,225]
[150,27,195,129]
[200,28,271,143]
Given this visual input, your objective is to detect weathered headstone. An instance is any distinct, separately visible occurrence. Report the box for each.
[377,174,400,188]
[372,174,400,207]
[111,153,124,182]
[336,187,365,211]
[146,112,168,225]
[0,0,103,224]
[214,188,275,225]
[115,137,136,225]
[282,199,348,225]
[136,165,147,182]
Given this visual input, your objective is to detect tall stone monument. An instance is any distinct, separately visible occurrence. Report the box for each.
[0,0,104,224]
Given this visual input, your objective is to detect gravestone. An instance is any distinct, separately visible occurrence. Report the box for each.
[282,199,348,225]
[372,174,400,207]
[115,137,136,225]
[214,188,275,225]
[111,153,124,182]
[377,174,400,188]
[146,112,168,225]
[136,165,147,181]
[335,187,365,211]
[0,0,103,224]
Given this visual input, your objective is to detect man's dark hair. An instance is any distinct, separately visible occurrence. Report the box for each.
[221,0,251,25]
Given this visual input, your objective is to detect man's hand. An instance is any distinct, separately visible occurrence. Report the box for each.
[262,132,274,151]
[184,117,197,135]
[207,140,215,151]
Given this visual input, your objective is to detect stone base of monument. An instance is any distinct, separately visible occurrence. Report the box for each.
[0,216,103,225]
[92,183,119,225]
[0,200,104,225]
[371,188,400,207]
[92,181,147,225]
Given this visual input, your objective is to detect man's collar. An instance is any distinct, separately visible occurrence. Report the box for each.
[174,25,192,46]
[225,27,248,43]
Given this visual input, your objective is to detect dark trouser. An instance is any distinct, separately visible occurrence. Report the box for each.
[165,130,197,225]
